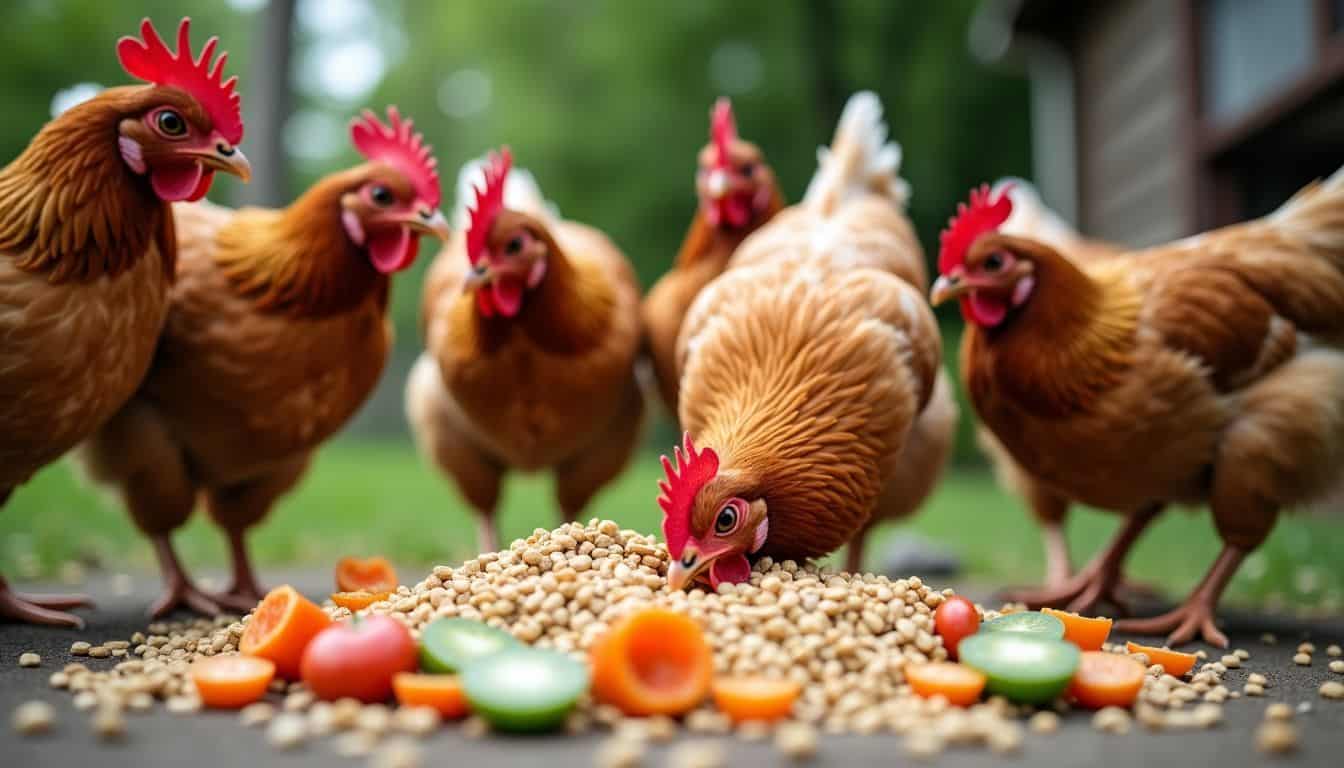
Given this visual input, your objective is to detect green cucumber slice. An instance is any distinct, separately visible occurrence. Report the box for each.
[419,618,519,673]
[461,647,589,732]
[958,632,1080,704]
[980,611,1066,640]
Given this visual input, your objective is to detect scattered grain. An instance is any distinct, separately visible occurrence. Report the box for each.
[370,738,423,768]
[18,653,40,668]
[774,721,818,761]
[239,702,275,728]
[1029,711,1060,734]
[92,706,126,742]
[332,730,379,758]
[1297,643,1316,655]
[267,713,307,750]
[70,642,91,657]
[460,716,489,739]
[1293,653,1312,667]
[1092,707,1132,734]
[11,701,55,736]
[1328,644,1342,658]
[1248,673,1269,687]
[1255,721,1298,755]
[595,736,645,768]
[1320,681,1344,700]
[1220,654,1241,669]
[1264,703,1293,721]
[1244,683,1265,697]
[668,740,725,768]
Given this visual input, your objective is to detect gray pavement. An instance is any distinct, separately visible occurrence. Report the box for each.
[2,569,1342,767]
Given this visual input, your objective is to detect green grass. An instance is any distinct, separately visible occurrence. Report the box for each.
[2,440,1341,610]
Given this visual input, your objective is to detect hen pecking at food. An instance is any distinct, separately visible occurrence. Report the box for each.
[659,92,957,590]
[642,98,784,420]
[407,148,643,553]
[932,173,1344,646]
[972,180,1123,592]
[0,18,250,626]
[81,107,447,617]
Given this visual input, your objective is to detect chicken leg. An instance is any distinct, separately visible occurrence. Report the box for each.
[208,528,265,612]
[1002,504,1161,613]
[203,459,309,611]
[1116,545,1244,648]
[149,535,224,618]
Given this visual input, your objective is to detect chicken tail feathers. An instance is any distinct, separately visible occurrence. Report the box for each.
[803,91,909,215]
[1268,163,1344,260]
[452,155,558,230]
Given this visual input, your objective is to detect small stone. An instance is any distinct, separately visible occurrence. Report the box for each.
[239,702,276,727]
[774,721,819,760]
[18,653,41,668]
[11,701,55,735]
[1029,711,1060,734]
[1255,721,1298,754]
[1320,681,1344,700]
[1293,653,1312,666]
[266,713,307,749]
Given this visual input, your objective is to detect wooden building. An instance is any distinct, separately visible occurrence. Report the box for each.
[972,0,1344,245]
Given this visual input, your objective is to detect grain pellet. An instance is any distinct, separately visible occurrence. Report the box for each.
[18,653,41,668]
[11,701,55,736]
[1292,653,1311,667]
[1264,703,1293,721]
[371,738,424,768]
[774,721,818,760]
[1256,721,1298,754]
[92,706,126,742]
[595,736,645,768]
[1328,644,1342,658]
[240,702,275,727]
[266,714,307,750]
[1321,681,1344,700]
[1330,660,1344,674]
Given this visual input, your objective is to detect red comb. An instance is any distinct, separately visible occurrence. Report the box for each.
[658,432,719,558]
[350,106,441,208]
[711,97,737,171]
[465,147,511,266]
[117,18,243,146]
[938,183,1014,274]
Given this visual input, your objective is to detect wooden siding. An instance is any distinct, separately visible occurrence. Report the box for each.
[1074,0,1193,246]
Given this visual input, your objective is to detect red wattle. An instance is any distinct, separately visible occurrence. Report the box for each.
[368,227,417,274]
[186,169,216,202]
[708,553,752,587]
[491,276,525,317]
[965,293,1008,328]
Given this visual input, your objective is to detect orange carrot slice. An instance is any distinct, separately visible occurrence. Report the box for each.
[335,556,398,594]
[393,673,470,719]
[1125,641,1197,677]
[1042,608,1113,651]
[330,591,392,612]
[191,655,276,709]
[1069,651,1146,709]
[711,676,803,723]
[590,608,712,716]
[905,662,987,707]
[239,585,333,679]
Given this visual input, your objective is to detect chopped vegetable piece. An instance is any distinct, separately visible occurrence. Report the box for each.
[239,585,333,679]
[1042,608,1112,651]
[959,632,1080,704]
[191,655,276,709]
[330,591,392,612]
[904,663,987,707]
[419,618,519,674]
[1125,641,1197,677]
[461,647,588,732]
[335,556,399,594]
[393,673,470,719]
[933,596,980,660]
[1069,651,1145,709]
[980,611,1066,640]
[300,615,418,703]
[590,608,713,716]
[710,676,801,722]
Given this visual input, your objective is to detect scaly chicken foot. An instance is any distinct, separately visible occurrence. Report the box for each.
[0,576,92,628]
[149,535,224,618]
[1001,505,1160,613]
[1040,522,1072,590]
[204,529,264,611]
[1115,545,1245,648]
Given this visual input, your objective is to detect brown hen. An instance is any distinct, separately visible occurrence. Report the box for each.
[0,18,250,626]
[407,148,644,553]
[81,108,447,617]
[641,98,783,420]
[933,173,1344,646]
[660,92,956,590]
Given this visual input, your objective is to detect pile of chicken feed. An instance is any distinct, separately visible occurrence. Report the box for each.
[20,518,1321,764]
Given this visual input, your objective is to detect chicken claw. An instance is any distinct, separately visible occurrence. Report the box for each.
[1115,545,1245,649]
[149,534,222,618]
[0,578,93,628]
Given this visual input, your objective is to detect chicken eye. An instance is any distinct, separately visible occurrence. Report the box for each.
[369,185,394,207]
[505,236,524,255]
[984,252,1006,272]
[155,109,187,138]
[714,504,739,534]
